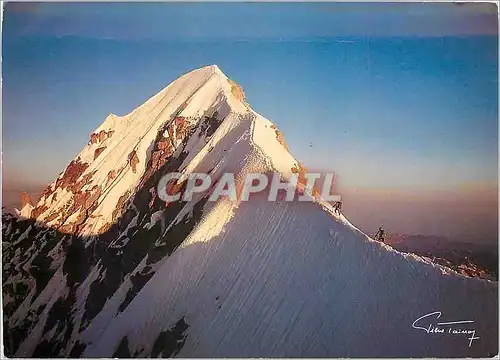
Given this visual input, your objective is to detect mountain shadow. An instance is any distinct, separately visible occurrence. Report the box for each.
[2,112,225,357]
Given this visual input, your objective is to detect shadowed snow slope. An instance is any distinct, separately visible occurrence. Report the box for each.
[3,65,497,358]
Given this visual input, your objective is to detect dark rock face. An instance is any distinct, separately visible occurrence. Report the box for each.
[2,101,228,357]
[151,316,189,357]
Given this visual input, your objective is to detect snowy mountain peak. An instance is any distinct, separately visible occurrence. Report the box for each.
[21,65,283,236]
[4,66,498,358]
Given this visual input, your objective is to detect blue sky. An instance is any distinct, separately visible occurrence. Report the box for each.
[2,3,498,241]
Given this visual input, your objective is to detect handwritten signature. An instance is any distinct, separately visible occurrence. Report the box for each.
[412,311,479,347]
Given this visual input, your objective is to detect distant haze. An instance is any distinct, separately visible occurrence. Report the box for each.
[340,187,497,245]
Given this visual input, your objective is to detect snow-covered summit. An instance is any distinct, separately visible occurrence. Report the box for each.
[4,65,498,358]
[19,64,310,238]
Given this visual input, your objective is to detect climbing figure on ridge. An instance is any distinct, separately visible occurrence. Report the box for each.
[374,226,385,243]
[333,201,342,215]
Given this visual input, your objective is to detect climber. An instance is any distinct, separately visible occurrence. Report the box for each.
[374,226,385,243]
[333,201,342,215]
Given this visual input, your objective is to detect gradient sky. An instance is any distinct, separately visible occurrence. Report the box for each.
[2,2,498,243]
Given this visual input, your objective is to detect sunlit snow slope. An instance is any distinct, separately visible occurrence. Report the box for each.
[3,65,497,358]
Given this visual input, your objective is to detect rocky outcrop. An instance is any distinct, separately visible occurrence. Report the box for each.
[93,146,106,160]
[44,212,59,223]
[89,130,114,145]
[111,189,132,223]
[55,158,89,192]
[70,171,96,194]
[128,150,139,173]
[18,192,35,219]
[89,133,99,145]
[20,192,33,208]
[98,130,107,142]
[106,170,117,186]
[148,187,157,208]
[58,185,103,235]
[174,117,189,140]
[30,204,48,220]
[151,137,174,170]
[228,79,246,102]
[291,162,308,186]
[157,137,172,151]
[271,124,289,151]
